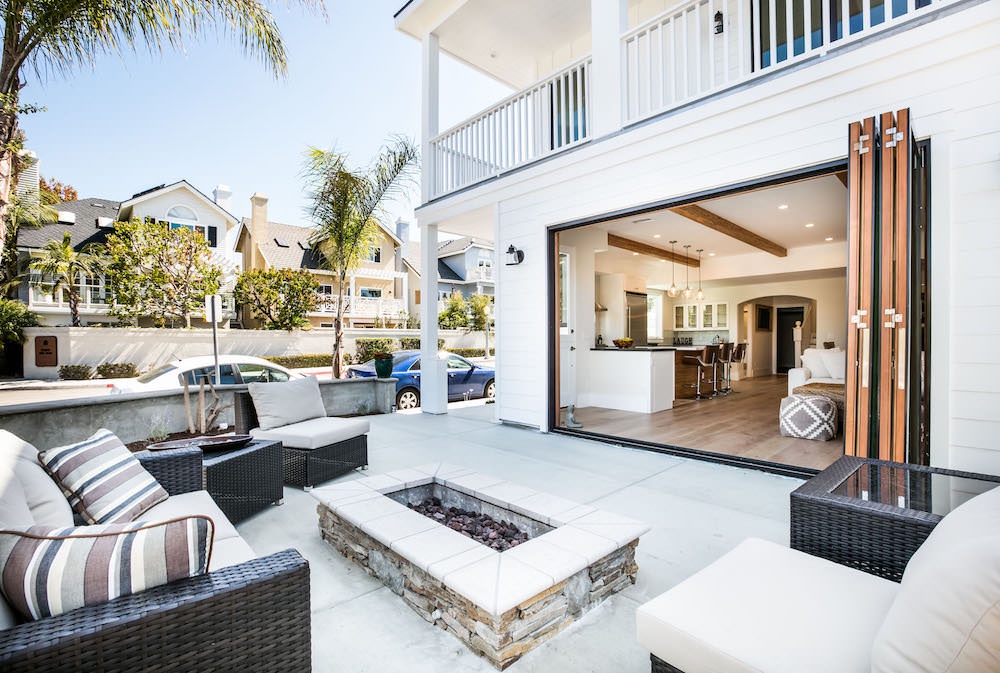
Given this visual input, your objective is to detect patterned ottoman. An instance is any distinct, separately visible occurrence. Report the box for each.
[779,394,837,441]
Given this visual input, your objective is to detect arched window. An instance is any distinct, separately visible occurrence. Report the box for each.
[166,205,199,222]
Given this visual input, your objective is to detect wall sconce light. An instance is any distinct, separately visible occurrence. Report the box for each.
[714,11,724,34]
[505,245,525,266]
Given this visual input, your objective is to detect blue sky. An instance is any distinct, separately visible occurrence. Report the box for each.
[21,2,509,232]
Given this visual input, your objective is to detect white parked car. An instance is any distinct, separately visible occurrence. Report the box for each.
[111,355,301,393]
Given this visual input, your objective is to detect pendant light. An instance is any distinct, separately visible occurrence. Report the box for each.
[695,248,705,301]
[682,245,693,299]
[667,240,679,298]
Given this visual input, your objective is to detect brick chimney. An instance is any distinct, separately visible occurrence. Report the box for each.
[249,192,269,270]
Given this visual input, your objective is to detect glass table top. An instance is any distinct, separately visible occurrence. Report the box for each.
[832,462,1000,516]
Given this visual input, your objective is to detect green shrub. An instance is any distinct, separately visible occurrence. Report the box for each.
[449,348,496,358]
[0,299,40,352]
[398,337,445,351]
[96,362,139,379]
[264,354,332,369]
[355,337,398,363]
[59,364,93,380]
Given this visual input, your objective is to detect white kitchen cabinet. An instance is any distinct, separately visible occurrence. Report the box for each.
[673,302,729,330]
[702,303,728,329]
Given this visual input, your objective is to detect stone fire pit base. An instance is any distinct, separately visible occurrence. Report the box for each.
[313,464,649,669]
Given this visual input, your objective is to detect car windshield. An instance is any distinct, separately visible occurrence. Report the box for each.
[136,364,177,383]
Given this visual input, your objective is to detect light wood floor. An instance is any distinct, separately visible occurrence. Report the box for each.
[560,375,844,471]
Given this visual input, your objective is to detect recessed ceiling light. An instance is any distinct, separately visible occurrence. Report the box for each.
[633,217,652,224]
[632,252,639,256]
[653,234,661,238]
[778,204,789,210]
[825,236,834,241]
[805,223,815,228]
[660,259,666,263]
[708,252,716,257]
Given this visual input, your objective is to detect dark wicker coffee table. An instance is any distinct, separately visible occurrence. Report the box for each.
[202,439,284,523]
[790,455,1000,581]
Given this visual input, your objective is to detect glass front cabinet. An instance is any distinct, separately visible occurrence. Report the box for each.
[673,303,729,330]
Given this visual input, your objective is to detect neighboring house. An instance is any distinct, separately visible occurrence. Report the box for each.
[235,196,416,328]
[16,179,241,326]
[435,236,495,303]
[396,0,1000,475]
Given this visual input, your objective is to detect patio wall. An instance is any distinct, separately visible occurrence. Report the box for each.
[21,327,492,380]
[0,378,395,449]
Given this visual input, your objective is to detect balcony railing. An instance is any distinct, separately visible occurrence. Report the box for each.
[312,294,406,319]
[29,283,112,313]
[623,0,947,123]
[428,57,592,199]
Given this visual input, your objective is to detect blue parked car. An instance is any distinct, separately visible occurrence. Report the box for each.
[346,350,495,410]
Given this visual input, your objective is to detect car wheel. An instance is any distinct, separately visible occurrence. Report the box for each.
[396,388,420,410]
[484,379,496,400]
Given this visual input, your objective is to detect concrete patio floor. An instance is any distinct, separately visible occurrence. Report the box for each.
[237,404,803,672]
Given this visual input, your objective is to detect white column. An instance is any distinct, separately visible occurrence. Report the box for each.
[420,222,447,414]
[401,272,409,320]
[590,0,628,138]
[421,33,441,203]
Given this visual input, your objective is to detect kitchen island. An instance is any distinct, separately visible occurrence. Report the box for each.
[581,347,678,413]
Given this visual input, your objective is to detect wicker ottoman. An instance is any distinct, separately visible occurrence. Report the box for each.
[779,394,837,441]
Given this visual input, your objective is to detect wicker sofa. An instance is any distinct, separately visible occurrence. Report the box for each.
[0,438,311,673]
[636,483,1000,673]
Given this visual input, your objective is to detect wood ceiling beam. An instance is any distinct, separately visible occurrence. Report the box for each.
[669,204,788,257]
[836,171,849,188]
[607,234,700,267]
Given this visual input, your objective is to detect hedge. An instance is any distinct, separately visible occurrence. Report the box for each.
[264,354,332,369]
[96,362,139,379]
[59,364,93,380]
[356,337,398,363]
[399,337,445,351]
[448,348,495,358]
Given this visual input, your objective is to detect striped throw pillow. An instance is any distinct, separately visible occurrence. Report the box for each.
[37,429,169,524]
[0,516,213,620]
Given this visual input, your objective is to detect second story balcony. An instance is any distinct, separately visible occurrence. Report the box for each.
[399,0,951,201]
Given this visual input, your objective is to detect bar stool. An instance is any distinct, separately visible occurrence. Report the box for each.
[717,343,734,394]
[685,345,719,399]
[726,343,747,393]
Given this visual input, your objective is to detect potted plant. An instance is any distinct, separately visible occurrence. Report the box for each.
[373,352,394,378]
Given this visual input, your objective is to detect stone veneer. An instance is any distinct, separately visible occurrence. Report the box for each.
[312,463,650,669]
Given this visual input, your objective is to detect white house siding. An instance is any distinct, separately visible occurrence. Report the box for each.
[417,1,1000,471]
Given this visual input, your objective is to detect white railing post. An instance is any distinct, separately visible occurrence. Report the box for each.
[419,223,447,414]
[590,0,627,138]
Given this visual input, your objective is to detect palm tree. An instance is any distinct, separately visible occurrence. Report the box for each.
[28,232,106,326]
[305,137,418,377]
[0,0,321,256]
[2,188,58,296]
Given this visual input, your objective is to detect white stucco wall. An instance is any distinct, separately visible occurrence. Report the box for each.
[415,1,1000,473]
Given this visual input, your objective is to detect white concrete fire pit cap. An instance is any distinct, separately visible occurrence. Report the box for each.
[310,463,651,615]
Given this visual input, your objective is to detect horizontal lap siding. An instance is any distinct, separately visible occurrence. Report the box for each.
[422,2,1000,464]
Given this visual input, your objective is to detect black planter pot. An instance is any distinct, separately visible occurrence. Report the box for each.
[374,358,393,378]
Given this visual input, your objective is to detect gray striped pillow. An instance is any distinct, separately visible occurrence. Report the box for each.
[0,516,213,620]
[37,429,169,524]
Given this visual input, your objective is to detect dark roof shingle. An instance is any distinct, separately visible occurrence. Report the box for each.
[17,198,121,250]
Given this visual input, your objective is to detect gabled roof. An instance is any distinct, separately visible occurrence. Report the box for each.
[438,259,463,282]
[17,198,121,250]
[119,180,239,224]
[437,236,494,258]
[402,241,421,275]
[252,220,325,271]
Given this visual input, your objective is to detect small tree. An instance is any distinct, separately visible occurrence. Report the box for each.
[2,189,57,296]
[438,290,469,329]
[27,232,106,326]
[0,297,39,353]
[106,219,221,327]
[468,292,493,354]
[305,137,418,377]
[234,268,319,330]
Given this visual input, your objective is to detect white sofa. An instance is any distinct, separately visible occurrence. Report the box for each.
[787,347,847,395]
[636,484,1000,673]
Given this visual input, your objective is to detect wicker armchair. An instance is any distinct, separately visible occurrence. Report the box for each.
[0,447,312,673]
[234,391,368,489]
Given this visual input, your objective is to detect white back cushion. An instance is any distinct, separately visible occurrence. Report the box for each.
[800,349,831,378]
[248,376,326,431]
[871,485,1000,673]
[0,430,72,527]
[818,349,846,380]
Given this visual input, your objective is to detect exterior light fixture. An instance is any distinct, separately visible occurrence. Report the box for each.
[667,240,680,297]
[682,245,693,299]
[714,11,724,34]
[505,245,524,265]
[695,249,705,301]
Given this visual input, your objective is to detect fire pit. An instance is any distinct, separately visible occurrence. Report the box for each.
[312,464,649,669]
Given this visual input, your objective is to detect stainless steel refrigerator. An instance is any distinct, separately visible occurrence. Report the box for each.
[625,292,648,346]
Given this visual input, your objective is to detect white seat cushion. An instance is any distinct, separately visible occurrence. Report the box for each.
[871,485,1000,673]
[248,376,326,430]
[138,490,240,542]
[806,377,844,385]
[251,416,370,450]
[636,538,898,673]
[0,430,73,527]
[210,535,257,571]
